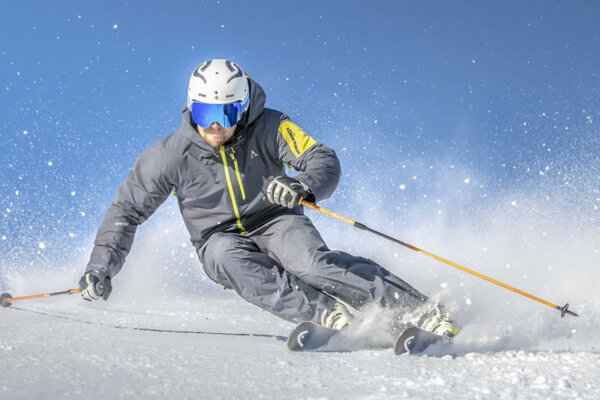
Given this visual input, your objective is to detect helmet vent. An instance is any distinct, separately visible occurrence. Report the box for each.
[187,59,249,106]
[226,62,244,84]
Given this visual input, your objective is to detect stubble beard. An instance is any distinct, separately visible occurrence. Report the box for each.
[198,124,236,147]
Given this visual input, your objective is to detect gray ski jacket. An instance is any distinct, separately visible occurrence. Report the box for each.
[86,77,341,278]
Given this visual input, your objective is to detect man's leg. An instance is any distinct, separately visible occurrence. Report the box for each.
[198,232,339,324]
[252,214,428,310]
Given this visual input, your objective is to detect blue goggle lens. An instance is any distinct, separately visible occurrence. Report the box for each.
[190,101,245,128]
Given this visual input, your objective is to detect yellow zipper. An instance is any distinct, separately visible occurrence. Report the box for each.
[219,146,246,234]
[229,149,246,200]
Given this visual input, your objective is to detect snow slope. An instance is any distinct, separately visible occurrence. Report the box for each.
[2,293,599,399]
[2,196,599,399]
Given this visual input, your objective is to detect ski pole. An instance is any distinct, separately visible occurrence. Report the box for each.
[0,289,81,308]
[300,201,579,318]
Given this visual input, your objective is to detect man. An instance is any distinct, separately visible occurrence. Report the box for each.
[80,59,457,337]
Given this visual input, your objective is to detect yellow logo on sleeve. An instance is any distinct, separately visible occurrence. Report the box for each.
[278,121,317,158]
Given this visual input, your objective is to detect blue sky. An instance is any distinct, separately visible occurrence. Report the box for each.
[1,1,599,266]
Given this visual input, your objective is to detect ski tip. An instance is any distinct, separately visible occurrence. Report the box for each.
[286,322,317,351]
[558,303,579,318]
[0,293,12,308]
[286,321,341,352]
[394,326,446,356]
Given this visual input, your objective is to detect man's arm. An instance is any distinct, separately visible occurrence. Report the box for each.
[274,117,341,202]
[85,145,174,280]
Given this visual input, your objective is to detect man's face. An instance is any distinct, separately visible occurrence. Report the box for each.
[196,122,236,147]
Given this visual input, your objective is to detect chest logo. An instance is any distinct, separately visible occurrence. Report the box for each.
[250,150,259,159]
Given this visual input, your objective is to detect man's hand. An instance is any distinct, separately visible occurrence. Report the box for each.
[79,270,112,301]
[266,176,311,208]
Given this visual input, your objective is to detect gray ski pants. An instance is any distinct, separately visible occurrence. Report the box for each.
[198,214,427,324]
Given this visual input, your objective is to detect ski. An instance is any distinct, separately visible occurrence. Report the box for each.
[287,321,340,351]
[287,321,450,355]
[394,326,446,355]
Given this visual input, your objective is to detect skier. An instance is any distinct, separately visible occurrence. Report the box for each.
[79,58,457,337]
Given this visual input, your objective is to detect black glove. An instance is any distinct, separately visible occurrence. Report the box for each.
[265,176,313,208]
[79,269,112,301]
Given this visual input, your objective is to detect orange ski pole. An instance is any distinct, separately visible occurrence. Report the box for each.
[300,200,579,318]
[1,289,81,307]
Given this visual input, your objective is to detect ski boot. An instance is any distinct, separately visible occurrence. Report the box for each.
[416,303,458,337]
[320,302,353,330]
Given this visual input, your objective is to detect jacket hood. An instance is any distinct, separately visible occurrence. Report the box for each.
[244,76,267,126]
[179,76,267,151]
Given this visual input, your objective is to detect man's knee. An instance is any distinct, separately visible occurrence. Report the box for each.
[200,232,243,265]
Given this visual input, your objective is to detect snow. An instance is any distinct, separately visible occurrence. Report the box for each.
[2,183,599,399]
[4,183,598,398]
[2,198,599,399]
[2,293,599,399]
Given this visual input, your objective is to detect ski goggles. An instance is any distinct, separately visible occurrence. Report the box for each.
[189,98,248,129]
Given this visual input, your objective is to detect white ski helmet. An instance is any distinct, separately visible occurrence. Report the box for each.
[187,59,249,108]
